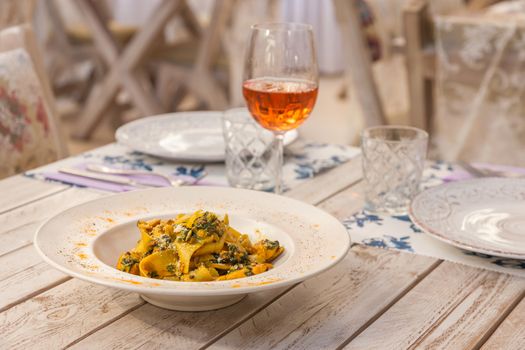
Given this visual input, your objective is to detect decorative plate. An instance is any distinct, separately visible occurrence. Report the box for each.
[35,186,350,311]
[115,111,298,162]
[409,178,525,259]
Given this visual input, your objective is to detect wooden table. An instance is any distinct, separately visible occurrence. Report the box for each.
[1,155,524,349]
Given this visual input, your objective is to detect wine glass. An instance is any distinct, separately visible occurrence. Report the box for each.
[243,23,319,194]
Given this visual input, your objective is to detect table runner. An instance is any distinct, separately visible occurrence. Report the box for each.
[25,143,524,277]
[345,161,525,278]
[25,141,360,192]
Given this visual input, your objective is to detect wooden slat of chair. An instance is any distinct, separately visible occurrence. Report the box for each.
[187,0,233,109]
[333,0,386,127]
[75,0,147,105]
[467,0,503,11]
[403,0,435,132]
[72,0,212,139]
[0,0,35,30]
[154,0,235,111]
[180,0,202,38]
[72,0,186,139]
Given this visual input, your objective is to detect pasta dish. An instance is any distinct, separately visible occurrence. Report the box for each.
[117,210,284,281]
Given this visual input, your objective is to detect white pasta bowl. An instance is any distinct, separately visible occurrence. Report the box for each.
[35,186,350,311]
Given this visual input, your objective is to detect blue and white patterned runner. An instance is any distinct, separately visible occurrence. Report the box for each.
[25,141,360,192]
[344,161,525,278]
[26,143,524,277]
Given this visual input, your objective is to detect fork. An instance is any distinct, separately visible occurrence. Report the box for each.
[86,164,205,186]
[458,161,524,179]
[458,161,487,178]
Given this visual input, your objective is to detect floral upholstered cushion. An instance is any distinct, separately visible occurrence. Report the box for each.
[0,48,59,178]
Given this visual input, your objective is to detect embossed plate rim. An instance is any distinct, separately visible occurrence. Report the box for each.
[409,177,525,259]
[34,186,350,297]
[115,111,298,162]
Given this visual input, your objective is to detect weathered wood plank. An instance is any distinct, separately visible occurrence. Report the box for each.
[310,172,525,350]
[0,175,68,214]
[317,180,365,219]
[0,187,106,312]
[343,263,525,350]
[208,246,438,350]
[0,161,364,348]
[56,165,365,348]
[480,294,525,350]
[0,187,104,256]
[0,245,67,312]
[0,279,143,350]
[285,155,362,205]
[0,220,41,257]
[68,288,290,350]
[2,150,520,350]
[66,173,434,349]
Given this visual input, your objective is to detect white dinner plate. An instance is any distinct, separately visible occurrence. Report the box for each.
[115,111,299,162]
[35,186,350,311]
[409,178,525,259]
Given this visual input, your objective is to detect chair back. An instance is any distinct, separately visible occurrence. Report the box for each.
[0,25,67,178]
[333,0,386,127]
[434,15,525,165]
[0,0,36,30]
[403,1,525,166]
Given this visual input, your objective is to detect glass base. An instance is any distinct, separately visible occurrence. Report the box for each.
[230,179,275,192]
[364,201,410,216]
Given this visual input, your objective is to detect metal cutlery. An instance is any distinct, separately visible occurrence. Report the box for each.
[458,161,524,178]
[86,164,185,187]
[58,168,159,188]
[60,165,207,189]
[458,161,487,178]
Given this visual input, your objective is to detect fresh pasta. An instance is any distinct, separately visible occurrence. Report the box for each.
[116,210,284,281]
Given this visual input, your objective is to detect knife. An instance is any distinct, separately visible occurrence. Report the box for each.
[458,161,487,178]
[58,168,161,188]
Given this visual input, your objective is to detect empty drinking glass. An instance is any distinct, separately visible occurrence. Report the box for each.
[361,126,428,214]
[223,108,279,191]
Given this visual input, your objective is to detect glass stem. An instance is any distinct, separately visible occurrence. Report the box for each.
[274,133,285,194]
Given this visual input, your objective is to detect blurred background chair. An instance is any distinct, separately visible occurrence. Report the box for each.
[37,0,108,112]
[334,0,386,127]
[0,0,35,30]
[0,25,67,179]
[42,0,232,140]
[403,0,525,166]
[154,0,236,112]
[9,0,522,167]
[67,0,181,139]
